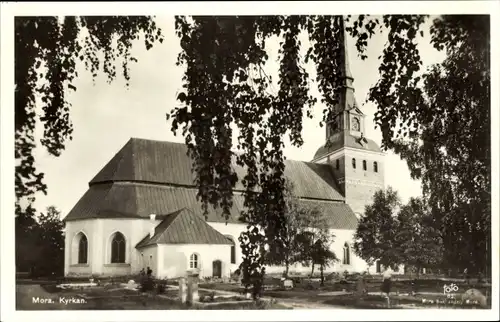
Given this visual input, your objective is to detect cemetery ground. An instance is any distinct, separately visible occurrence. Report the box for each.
[15,273,491,310]
[197,274,492,309]
[15,278,290,310]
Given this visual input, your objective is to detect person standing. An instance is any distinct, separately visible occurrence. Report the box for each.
[381,266,393,308]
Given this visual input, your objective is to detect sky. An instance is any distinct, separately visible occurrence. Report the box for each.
[31,15,446,218]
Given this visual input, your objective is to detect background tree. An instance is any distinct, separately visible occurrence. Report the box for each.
[263,180,306,277]
[15,205,43,275]
[382,15,491,275]
[297,204,337,277]
[37,206,65,276]
[311,240,338,286]
[395,197,444,278]
[15,206,64,277]
[264,180,334,278]
[353,187,401,270]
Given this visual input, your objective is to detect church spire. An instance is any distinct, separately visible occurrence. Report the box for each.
[339,17,354,83]
[324,16,364,141]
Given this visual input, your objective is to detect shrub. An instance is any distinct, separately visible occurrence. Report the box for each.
[156,280,167,294]
[140,276,155,292]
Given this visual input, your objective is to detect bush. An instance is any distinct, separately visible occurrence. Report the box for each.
[326,272,340,281]
[156,280,167,294]
[140,276,155,292]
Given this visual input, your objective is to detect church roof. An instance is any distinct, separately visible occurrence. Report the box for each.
[313,132,382,161]
[89,138,345,201]
[135,208,233,248]
[64,180,358,228]
[64,138,359,230]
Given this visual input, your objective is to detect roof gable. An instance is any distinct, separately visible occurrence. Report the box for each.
[136,208,233,248]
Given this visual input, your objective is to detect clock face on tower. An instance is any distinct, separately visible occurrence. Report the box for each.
[352,117,360,131]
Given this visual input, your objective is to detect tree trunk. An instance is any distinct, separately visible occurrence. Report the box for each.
[285,260,289,278]
[320,264,324,286]
[311,264,315,277]
[416,266,420,279]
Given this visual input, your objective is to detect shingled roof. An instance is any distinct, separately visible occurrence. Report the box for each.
[136,208,234,248]
[64,138,359,230]
[89,138,344,201]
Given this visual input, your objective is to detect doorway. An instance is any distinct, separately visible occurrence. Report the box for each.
[212,260,222,278]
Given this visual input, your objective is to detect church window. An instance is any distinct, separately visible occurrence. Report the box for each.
[111,232,126,263]
[190,253,199,269]
[352,117,360,131]
[363,160,367,171]
[335,159,340,170]
[343,243,351,265]
[352,158,356,169]
[226,235,236,264]
[374,161,378,173]
[78,233,88,264]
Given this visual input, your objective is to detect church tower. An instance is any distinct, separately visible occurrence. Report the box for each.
[311,17,385,217]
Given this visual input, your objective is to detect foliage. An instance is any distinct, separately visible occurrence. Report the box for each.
[156,280,167,294]
[395,197,443,274]
[140,275,155,292]
[311,239,338,286]
[384,15,491,274]
[15,16,164,279]
[15,16,164,215]
[355,191,446,275]
[353,187,401,268]
[15,206,64,276]
[264,180,335,278]
[15,14,490,295]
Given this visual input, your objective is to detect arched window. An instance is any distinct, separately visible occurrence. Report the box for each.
[189,253,199,269]
[374,161,378,173]
[363,160,367,171]
[335,159,340,170]
[225,235,236,264]
[78,234,88,264]
[352,158,356,169]
[343,243,351,265]
[111,232,126,263]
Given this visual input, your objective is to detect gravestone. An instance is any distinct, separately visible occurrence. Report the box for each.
[462,288,487,308]
[355,277,367,296]
[178,278,187,303]
[283,279,294,289]
[187,277,199,303]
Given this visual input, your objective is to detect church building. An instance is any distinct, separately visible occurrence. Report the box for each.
[62,25,385,279]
